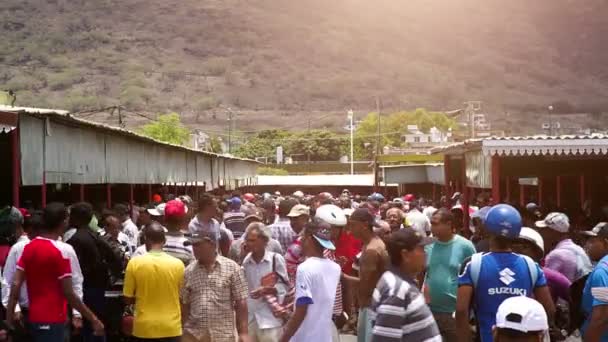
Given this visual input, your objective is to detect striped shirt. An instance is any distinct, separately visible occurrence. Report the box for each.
[370,268,441,342]
[163,234,193,266]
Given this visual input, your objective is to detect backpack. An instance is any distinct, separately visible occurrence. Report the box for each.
[469,252,539,288]
[566,273,590,335]
[558,244,593,281]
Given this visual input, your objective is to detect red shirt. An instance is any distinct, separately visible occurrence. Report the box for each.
[17,237,72,323]
[334,231,362,275]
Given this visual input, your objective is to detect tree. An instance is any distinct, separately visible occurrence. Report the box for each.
[286,130,347,161]
[139,113,191,145]
[232,129,291,161]
[354,108,458,159]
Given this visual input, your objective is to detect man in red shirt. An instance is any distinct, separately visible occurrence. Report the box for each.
[6,202,104,342]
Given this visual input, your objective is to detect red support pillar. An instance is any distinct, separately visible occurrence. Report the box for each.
[10,128,20,207]
[461,155,469,229]
[556,176,562,208]
[579,175,585,208]
[443,155,451,197]
[41,173,47,208]
[106,184,112,209]
[520,185,525,207]
[538,178,544,208]
[505,177,511,203]
[79,184,85,202]
[491,155,501,204]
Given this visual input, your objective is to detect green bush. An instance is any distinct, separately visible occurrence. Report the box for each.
[205,57,229,76]
[257,167,289,176]
[48,70,82,91]
[195,96,220,111]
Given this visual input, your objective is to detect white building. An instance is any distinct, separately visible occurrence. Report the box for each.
[402,125,450,145]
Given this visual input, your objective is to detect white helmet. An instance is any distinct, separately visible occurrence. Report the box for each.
[293,190,304,198]
[519,227,545,256]
[315,204,347,227]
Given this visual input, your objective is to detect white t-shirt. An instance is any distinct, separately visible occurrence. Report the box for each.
[291,256,341,342]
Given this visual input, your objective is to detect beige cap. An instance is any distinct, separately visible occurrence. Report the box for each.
[287,204,310,217]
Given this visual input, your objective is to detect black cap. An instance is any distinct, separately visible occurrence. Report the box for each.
[350,208,376,226]
[388,228,434,252]
[580,222,608,239]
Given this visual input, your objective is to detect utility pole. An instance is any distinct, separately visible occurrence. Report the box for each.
[374,97,381,192]
[227,107,233,154]
[348,109,354,175]
[307,118,311,173]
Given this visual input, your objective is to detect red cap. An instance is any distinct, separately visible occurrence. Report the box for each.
[18,208,30,218]
[164,200,186,219]
[152,194,162,203]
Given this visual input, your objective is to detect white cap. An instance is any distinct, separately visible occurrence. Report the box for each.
[535,212,569,233]
[293,190,304,198]
[518,227,545,256]
[147,203,166,216]
[496,296,548,333]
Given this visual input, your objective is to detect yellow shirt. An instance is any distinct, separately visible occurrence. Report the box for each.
[123,250,185,338]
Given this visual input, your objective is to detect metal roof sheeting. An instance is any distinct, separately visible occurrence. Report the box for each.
[3,105,258,186]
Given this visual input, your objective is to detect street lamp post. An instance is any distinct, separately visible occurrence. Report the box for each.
[548,105,554,136]
[348,109,354,175]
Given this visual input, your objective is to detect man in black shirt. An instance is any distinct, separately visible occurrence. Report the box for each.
[67,202,119,342]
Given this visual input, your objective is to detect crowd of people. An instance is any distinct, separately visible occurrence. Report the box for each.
[0,188,607,342]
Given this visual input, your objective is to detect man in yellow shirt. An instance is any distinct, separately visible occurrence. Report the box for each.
[123,222,185,341]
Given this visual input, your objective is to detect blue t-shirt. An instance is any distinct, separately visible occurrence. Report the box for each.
[458,252,547,342]
[581,255,608,341]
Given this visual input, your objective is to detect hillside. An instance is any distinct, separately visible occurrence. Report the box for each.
[1,0,608,132]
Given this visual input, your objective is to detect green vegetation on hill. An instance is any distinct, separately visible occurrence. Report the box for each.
[1,0,607,128]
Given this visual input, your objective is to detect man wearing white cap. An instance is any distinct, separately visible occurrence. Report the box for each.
[493,296,548,342]
[536,212,592,282]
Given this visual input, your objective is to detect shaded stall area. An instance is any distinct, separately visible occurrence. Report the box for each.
[381,164,445,202]
[0,105,258,209]
[435,135,608,228]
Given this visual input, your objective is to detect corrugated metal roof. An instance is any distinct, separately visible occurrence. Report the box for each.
[431,134,608,156]
[0,105,256,163]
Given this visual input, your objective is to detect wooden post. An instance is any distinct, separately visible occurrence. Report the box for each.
[432,183,437,202]
[174,182,178,195]
[491,155,501,204]
[520,184,525,207]
[538,178,544,208]
[556,176,562,208]
[579,175,585,208]
[148,184,152,203]
[106,184,112,209]
[10,128,20,207]
[79,184,85,202]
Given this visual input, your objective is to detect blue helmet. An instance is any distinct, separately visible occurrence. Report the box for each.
[484,204,522,239]
[369,193,385,202]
